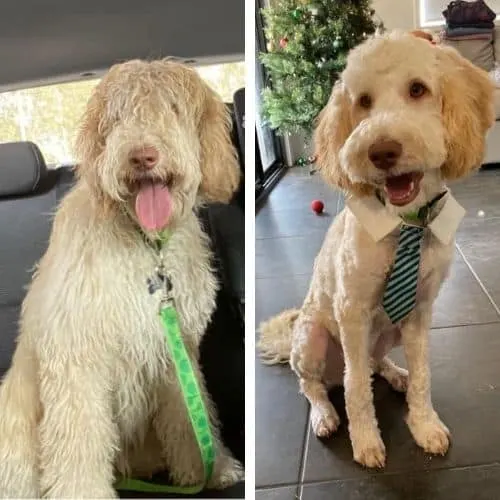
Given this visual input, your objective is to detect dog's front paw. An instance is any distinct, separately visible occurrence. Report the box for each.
[310,405,340,438]
[351,431,386,468]
[407,411,450,455]
[208,455,244,490]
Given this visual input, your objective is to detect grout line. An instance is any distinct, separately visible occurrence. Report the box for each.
[256,273,311,281]
[254,406,310,495]
[430,319,500,331]
[256,230,330,241]
[256,460,500,492]
[256,231,329,242]
[295,483,302,500]
[297,407,311,499]
[297,460,500,488]
[455,243,500,318]
[256,482,302,491]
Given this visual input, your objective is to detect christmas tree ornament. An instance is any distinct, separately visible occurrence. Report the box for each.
[291,8,302,20]
[279,37,288,48]
[333,36,342,49]
[307,2,320,17]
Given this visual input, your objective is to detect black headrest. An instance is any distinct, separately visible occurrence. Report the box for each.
[0,141,47,197]
[233,88,245,162]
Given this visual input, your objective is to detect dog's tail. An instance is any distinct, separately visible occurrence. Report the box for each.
[0,346,40,498]
[257,308,299,365]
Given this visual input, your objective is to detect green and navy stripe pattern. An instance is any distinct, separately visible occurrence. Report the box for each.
[382,224,424,323]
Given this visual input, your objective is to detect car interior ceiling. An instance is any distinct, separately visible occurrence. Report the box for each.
[0,1,245,497]
[0,0,244,88]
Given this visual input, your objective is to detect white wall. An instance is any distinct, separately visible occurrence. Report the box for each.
[372,0,417,30]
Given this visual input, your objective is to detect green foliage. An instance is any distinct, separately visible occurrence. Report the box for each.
[0,79,100,165]
[260,0,383,136]
[197,62,246,102]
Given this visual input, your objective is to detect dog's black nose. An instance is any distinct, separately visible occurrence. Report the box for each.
[368,140,402,170]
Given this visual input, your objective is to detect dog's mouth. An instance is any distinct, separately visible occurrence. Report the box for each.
[383,172,423,206]
[134,179,173,232]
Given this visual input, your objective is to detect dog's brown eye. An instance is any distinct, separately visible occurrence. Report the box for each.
[409,81,427,99]
[359,94,372,109]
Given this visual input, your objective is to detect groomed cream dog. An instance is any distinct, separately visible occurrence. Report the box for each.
[0,59,243,498]
[259,31,494,468]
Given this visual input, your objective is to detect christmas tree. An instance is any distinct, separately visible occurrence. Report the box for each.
[260,0,383,137]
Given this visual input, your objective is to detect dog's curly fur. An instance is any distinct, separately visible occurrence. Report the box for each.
[258,31,494,468]
[0,59,243,498]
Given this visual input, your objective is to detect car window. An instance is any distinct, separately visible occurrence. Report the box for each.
[196,61,245,102]
[0,61,244,166]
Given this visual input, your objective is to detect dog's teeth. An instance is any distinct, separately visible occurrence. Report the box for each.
[409,181,415,190]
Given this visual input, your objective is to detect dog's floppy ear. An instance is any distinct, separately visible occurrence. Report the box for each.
[437,46,495,180]
[73,78,111,209]
[198,86,240,204]
[74,83,106,167]
[314,81,373,196]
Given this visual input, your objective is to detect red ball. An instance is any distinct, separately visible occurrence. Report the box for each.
[311,199,324,214]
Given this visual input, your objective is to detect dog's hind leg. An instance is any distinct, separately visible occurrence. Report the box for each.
[300,379,340,438]
[153,359,243,490]
[0,344,40,498]
[375,357,408,393]
[291,317,341,438]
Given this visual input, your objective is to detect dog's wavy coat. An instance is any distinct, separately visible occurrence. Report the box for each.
[259,31,494,468]
[0,59,242,498]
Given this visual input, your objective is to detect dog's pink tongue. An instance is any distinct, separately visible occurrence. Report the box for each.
[384,174,414,201]
[135,181,172,231]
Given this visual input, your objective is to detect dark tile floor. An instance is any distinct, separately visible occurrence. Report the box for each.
[255,166,500,500]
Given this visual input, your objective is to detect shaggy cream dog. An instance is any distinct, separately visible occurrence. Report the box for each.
[0,59,243,498]
[259,31,494,468]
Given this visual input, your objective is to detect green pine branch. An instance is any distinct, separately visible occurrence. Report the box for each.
[260,0,383,136]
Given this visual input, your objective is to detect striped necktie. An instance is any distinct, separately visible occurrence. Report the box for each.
[382,224,424,323]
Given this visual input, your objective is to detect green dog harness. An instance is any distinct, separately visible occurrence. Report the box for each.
[115,229,215,494]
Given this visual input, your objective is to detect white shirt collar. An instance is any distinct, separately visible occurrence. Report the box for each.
[346,191,465,245]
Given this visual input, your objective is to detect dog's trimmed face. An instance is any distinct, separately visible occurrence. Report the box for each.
[315,31,494,209]
[75,59,240,230]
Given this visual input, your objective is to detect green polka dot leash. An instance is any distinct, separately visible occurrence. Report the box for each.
[115,228,215,494]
